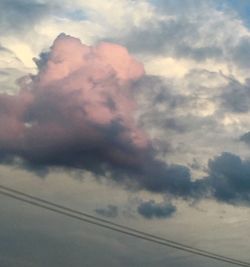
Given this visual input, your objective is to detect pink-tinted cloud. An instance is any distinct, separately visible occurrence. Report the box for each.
[0,34,199,198]
[0,33,150,169]
[0,34,248,206]
[35,34,147,147]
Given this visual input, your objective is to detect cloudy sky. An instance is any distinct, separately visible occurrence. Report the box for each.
[1,0,250,266]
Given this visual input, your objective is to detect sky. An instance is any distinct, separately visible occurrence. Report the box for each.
[1,0,250,266]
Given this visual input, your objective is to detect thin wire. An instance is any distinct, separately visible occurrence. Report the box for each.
[0,184,247,265]
[0,188,249,266]
[0,185,242,263]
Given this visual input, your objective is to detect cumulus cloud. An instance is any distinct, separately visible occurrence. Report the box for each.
[0,34,202,199]
[206,152,250,204]
[2,33,250,207]
[137,199,176,219]
[0,33,148,169]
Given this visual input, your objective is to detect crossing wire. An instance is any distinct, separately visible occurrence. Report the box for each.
[0,185,249,267]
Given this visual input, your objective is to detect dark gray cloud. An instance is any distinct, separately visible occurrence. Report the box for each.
[105,1,225,64]
[136,75,217,134]
[2,35,250,209]
[189,158,204,171]
[137,200,176,219]
[135,75,187,115]
[0,85,198,198]
[134,73,250,205]
[161,115,216,133]
[232,37,250,69]
[240,132,250,145]
[33,51,50,70]
[106,0,250,70]
[0,0,51,34]
[116,19,223,62]
[0,35,203,200]
[121,19,199,56]
[220,78,250,113]
[95,205,118,218]
[206,152,250,204]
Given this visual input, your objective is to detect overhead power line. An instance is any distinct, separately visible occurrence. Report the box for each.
[0,184,234,261]
[0,184,249,267]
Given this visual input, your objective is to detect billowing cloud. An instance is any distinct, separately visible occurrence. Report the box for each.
[3,2,250,266]
[0,33,222,204]
[0,34,200,198]
[3,33,250,207]
[206,152,250,204]
[0,33,148,169]
[137,199,176,219]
